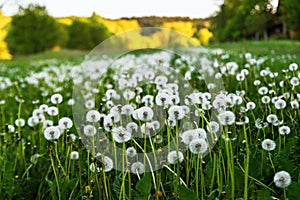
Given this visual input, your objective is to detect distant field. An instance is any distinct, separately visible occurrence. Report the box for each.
[1,40,299,68]
[0,49,88,68]
[207,40,300,56]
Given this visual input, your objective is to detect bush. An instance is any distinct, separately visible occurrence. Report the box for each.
[6,4,68,55]
[270,33,289,40]
[67,19,111,50]
[292,32,300,40]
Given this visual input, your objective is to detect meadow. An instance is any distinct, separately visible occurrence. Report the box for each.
[0,40,299,200]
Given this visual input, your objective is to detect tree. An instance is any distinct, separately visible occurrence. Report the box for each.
[6,4,68,54]
[212,0,276,41]
[67,17,111,50]
[279,0,300,38]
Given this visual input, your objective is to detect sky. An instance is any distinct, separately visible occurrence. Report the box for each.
[1,0,224,18]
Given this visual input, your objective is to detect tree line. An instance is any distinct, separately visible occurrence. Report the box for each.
[1,4,213,56]
[5,5,111,55]
[212,0,300,42]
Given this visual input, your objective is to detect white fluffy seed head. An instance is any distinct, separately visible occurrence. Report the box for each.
[44,126,61,141]
[274,171,291,188]
[189,138,208,155]
[279,126,290,135]
[112,126,131,143]
[70,151,79,160]
[86,110,101,122]
[126,147,137,158]
[168,105,185,120]
[167,151,184,164]
[218,111,235,126]
[131,162,145,174]
[50,93,63,104]
[83,125,97,136]
[137,106,154,121]
[103,156,114,172]
[181,130,199,145]
[58,117,73,129]
[261,139,276,151]
[274,99,286,110]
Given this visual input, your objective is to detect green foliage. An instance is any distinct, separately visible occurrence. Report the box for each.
[292,32,300,40]
[6,4,68,54]
[212,0,276,41]
[280,0,300,30]
[269,33,289,40]
[0,41,299,200]
[135,173,152,195]
[67,18,111,50]
[177,185,198,200]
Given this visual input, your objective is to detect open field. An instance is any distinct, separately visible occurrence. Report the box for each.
[0,41,299,199]
[207,40,300,56]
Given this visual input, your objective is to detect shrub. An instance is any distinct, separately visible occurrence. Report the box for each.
[67,19,111,50]
[6,4,68,55]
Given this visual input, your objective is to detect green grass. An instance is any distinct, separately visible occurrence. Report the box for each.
[0,49,88,68]
[207,40,300,56]
[1,40,299,70]
[0,40,300,200]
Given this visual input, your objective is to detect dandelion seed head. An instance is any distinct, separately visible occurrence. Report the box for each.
[155,92,171,106]
[70,151,79,160]
[86,110,101,122]
[290,100,299,109]
[131,161,144,174]
[85,100,95,109]
[83,125,97,137]
[7,125,15,133]
[207,121,220,133]
[189,138,208,155]
[274,171,291,188]
[47,106,59,116]
[58,117,73,130]
[279,126,290,135]
[266,114,278,124]
[181,130,199,145]
[15,118,25,127]
[262,139,276,151]
[103,156,114,172]
[246,102,256,110]
[168,105,185,120]
[112,126,131,143]
[261,96,271,104]
[44,126,61,141]
[274,99,286,110]
[126,147,137,158]
[50,93,63,104]
[167,151,184,164]
[121,104,134,115]
[289,63,298,71]
[137,106,154,121]
[218,111,235,125]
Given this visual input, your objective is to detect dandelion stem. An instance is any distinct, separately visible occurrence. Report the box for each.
[50,150,61,200]
[243,124,249,200]
[237,161,278,195]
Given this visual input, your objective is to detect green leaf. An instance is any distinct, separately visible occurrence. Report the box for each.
[178,185,198,200]
[133,195,149,200]
[206,189,218,200]
[256,188,273,200]
[135,173,152,195]
[112,175,122,198]
[287,182,300,200]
